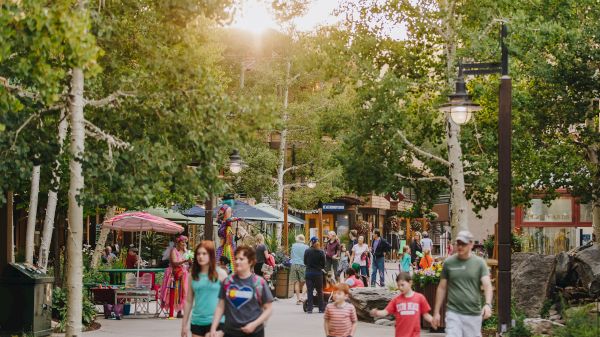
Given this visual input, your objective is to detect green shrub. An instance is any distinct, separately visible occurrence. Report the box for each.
[507,306,532,337]
[555,307,600,337]
[52,287,96,332]
[539,299,553,319]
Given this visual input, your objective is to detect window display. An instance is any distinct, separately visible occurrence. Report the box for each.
[523,198,572,223]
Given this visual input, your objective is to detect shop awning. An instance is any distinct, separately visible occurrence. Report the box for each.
[144,207,194,224]
[255,203,304,225]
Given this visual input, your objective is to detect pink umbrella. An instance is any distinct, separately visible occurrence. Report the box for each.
[103,212,184,282]
[103,211,184,234]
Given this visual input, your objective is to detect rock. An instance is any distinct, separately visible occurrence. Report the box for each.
[548,309,558,316]
[571,243,600,297]
[549,314,561,321]
[348,287,397,322]
[512,253,556,317]
[524,318,564,335]
[554,251,574,287]
[383,320,395,326]
[374,318,394,326]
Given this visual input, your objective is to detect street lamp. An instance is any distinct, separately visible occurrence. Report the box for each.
[438,23,512,334]
[229,149,242,174]
[438,75,482,125]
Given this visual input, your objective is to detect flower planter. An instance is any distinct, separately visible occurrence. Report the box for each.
[414,282,447,332]
[274,268,293,299]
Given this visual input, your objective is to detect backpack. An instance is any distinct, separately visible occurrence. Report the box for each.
[266,253,276,267]
[222,274,266,306]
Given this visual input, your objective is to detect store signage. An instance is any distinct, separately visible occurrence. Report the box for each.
[323,203,345,212]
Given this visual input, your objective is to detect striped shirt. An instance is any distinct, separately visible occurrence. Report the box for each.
[324,302,357,337]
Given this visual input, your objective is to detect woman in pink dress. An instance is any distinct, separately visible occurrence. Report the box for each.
[160,235,191,318]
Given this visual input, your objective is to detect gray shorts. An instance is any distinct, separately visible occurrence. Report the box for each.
[445,310,483,337]
[289,264,306,282]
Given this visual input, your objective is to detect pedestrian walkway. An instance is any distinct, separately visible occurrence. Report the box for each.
[69,296,443,337]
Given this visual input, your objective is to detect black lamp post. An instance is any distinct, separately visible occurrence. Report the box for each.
[438,23,512,333]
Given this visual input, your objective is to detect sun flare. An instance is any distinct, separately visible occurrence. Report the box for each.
[231,0,278,35]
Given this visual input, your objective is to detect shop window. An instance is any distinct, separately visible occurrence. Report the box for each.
[580,203,593,223]
[523,198,572,223]
[520,227,576,254]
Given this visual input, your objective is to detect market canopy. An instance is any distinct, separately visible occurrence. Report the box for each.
[144,207,194,224]
[255,203,304,225]
[175,201,279,222]
[103,211,184,234]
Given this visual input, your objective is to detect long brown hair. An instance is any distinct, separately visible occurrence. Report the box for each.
[191,241,218,282]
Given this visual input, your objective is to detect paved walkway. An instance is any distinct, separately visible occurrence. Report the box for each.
[52,263,443,337]
[62,295,443,337]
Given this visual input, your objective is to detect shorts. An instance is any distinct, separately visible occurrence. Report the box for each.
[224,328,264,337]
[191,323,223,336]
[289,264,306,282]
[445,310,483,337]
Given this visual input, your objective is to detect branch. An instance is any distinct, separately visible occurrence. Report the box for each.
[0,76,38,100]
[396,130,451,168]
[283,161,313,175]
[11,112,39,149]
[84,120,131,157]
[283,170,336,189]
[395,173,451,186]
[84,90,135,107]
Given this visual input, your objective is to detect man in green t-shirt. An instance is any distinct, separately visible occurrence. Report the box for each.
[431,230,493,337]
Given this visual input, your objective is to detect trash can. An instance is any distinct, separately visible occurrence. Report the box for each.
[0,263,54,337]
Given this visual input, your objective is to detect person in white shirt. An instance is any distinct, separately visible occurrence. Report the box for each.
[421,231,433,254]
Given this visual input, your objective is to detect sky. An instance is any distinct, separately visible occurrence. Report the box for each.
[230,0,406,40]
[230,0,341,34]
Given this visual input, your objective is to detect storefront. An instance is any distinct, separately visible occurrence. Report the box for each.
[515,192,593,254]
[304,196,361,241]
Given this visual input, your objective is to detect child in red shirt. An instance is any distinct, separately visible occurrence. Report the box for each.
[370,272,432,337]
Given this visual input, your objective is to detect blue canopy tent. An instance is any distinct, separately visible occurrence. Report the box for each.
[176,201,279,222]
[255,203,304,225]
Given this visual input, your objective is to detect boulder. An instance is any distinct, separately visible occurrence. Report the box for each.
[571,243,600,297]
[554,251,573,287]
[524,318,564,335]
[348,287,397,322]
[511,253,556,317]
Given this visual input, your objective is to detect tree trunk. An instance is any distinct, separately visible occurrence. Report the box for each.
[65,67,85,337]
[441,3,468,239]
[275,60,291,247]
[90,206,116,269]
[593,201,600,243]
[446,119,469,237]
[38,110,68,272]
[25,165,41,264]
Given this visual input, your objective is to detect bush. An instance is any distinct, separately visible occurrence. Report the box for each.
[507,306,532,337]
[554,306,600,337]
[52,287,96,332]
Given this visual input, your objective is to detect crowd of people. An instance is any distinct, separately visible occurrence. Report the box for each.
[102,228,493,337]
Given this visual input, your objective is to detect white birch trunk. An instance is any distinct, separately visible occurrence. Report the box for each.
[38,110,68,272]
[275,60,291,247]
[25,165,41,264]
[90,206,116,269]
[441,1,469,238]
[65,67,85,337]
[446,119,469,235]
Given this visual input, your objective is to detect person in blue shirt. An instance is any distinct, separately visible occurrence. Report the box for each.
[181,241,228,337]
[400,246,412,274]
[290,234,309,305]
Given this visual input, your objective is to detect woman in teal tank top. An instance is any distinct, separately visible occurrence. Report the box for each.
[182,240,227,337]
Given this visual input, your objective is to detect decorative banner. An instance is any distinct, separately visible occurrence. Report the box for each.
[287,206,319,214]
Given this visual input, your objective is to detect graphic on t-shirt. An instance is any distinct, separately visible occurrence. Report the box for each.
[227,284,254,309]
[396,302,420,315]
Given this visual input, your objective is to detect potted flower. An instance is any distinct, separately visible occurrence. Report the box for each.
[413,263,446,331]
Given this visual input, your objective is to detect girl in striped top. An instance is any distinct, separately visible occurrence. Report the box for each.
[324,283,357,337]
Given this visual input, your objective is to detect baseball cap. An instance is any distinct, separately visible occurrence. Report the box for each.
[310,236,319,244]
[456,230,474,244]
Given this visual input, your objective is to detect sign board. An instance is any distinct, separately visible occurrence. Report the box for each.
[322,203,345,212]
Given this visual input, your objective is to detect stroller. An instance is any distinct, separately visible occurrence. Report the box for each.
[302,271,336,312]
